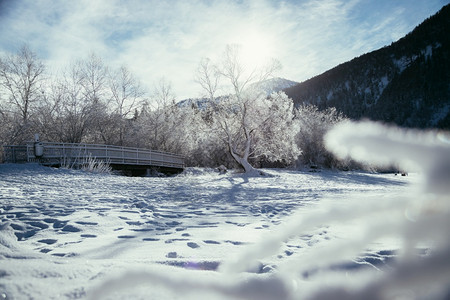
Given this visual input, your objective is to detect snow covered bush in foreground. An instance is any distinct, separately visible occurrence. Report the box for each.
[89,121,450,299]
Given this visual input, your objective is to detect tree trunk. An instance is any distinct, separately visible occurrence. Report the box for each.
[227,128,259,174]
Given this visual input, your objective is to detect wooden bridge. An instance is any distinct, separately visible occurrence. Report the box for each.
[3,141,185,175]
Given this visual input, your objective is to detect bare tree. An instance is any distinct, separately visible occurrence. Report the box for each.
[77,53,108,104]
[75,54,111,144]
[0,45,45,143]
[53,67,92,143]
[49,55,109,144]
[194,57,220,102]
[33,79,63,142]
[109,66,144,118]
[108,65,145,145]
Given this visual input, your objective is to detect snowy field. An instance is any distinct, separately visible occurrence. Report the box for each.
[0,165,434,299]
[1,121,450,300]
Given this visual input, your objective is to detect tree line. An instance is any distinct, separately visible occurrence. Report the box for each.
[0,45,350,172]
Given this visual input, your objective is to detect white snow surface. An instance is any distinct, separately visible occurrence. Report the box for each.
[1,121,450,300]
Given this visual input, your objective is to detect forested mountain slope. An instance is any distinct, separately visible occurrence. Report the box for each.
[284,4,450,129]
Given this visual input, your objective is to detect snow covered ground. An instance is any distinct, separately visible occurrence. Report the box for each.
[0,163,433,299]
[1,120,449,300]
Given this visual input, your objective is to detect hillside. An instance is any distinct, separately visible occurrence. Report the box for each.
[178,77,298,109]
[246,77,298,96]
[284,4,450,129]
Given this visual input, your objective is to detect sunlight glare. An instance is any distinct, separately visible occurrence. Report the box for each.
[235,30,274,68]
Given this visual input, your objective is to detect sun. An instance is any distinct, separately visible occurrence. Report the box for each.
[234,30,274,68]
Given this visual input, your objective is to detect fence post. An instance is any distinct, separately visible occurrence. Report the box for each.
[27,143,32,162]
[12,146,15,163]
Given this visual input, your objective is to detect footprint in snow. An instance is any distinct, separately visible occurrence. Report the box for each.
[80,234,97,238]
[165,221,181,226]
[125,221,143,226]
[51,252,77,258]
[166,252,178,258]
[225,240,246,246]
[187,242,200,249]
[117,235,136,239]
[14,229,37,240]
[131,228,154,232]
[25,221,49,230]
[61,225,81,232]
[53,220,68,229]
[75,221,98,226]
[203,240,221,245]
[165,238,189,244]
[9,223,24,231]
[43,218,59,224]
[37,239,57,245]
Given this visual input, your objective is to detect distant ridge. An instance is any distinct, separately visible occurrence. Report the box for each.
[179,77,298,109]
[246,77,298,96]
[284,4,450,129]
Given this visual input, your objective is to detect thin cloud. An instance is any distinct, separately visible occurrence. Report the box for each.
[0,0,446,99]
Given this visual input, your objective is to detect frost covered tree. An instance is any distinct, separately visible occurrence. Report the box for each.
[196,44,299,173]
[142,78,176,151]
[182,102,230,167]
[294,104,348,169]
[135,78,183,152]
[0,45,45,143]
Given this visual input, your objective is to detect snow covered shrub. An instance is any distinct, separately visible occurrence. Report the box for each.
[80,154,111,174]
[294,104,351,169]
[59,154,111,173]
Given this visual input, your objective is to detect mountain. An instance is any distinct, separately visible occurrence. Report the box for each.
[284,4,450,130]
[178,77,298,109]
[246,77,298,96]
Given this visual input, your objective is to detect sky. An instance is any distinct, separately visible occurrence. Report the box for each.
[0,0,448,100]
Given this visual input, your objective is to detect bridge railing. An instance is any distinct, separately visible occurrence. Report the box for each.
[3,142,185,169]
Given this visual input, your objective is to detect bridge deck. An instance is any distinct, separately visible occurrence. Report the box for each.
[3,142,185,173]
